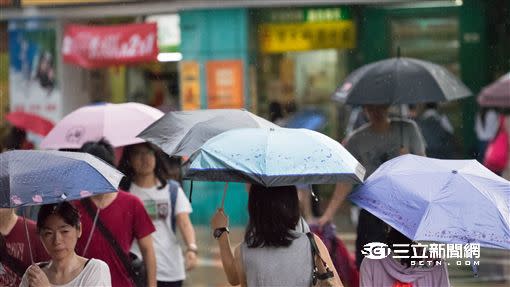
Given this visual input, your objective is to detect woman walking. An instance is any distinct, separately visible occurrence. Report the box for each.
[118,143,198,287]
[20,202,111,287]
[211,184,343,286]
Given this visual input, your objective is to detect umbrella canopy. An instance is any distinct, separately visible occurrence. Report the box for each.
[349,154,510,249]
[284,108,327,131]
[184,127,366,186]
[5,111,54,136]
[40,102,163,149]
[332,57,472,105]
[138,109,278,157]
[478,72,510,108]
[0,150,124,208]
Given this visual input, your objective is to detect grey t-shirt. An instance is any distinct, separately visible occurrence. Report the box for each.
[241,231,313,287]
[344,118,426,177]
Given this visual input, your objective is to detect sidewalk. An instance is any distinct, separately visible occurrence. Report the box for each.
[184,225,510,287]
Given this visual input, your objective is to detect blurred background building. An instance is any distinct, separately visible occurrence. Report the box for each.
[0,0,509,224]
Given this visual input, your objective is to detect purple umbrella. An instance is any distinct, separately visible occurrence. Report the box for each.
[478,72,510,108]
[349,154,510,249]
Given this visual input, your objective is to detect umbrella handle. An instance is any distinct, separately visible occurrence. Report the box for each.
[23,210,34,264]
[83,208,100,257]
[220,182,229,209]
[400,105,404,148]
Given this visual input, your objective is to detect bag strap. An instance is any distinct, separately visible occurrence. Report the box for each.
[168,180,179,233]
[0,233,28,277]
[306,232,334,281]
[81,198,139,283]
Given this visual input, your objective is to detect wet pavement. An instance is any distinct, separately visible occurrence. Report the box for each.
[184,225,510,287]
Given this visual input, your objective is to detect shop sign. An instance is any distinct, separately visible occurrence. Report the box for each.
[146,14,180,53]
[206,60,244,109]
[259,21,355,53]
[62,23,158,69]
[21,0,126,6]
[263,7,351,23]
[306,8,351,22]
[8,20,62,123]
[180,61,201,110]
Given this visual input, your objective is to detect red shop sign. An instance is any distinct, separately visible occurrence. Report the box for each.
[62,23,158,68]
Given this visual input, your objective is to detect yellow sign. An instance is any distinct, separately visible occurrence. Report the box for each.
[180,61,201,110]
[259,21,356,53]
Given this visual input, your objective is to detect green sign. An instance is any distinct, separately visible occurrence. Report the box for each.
[262,7,352,23]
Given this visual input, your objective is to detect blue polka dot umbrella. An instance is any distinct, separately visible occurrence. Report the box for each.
[184,127,365,187]
[0,150,124,208]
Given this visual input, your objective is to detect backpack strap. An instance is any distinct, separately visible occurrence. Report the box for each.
[81,198,139,284]
[168,180,179,233]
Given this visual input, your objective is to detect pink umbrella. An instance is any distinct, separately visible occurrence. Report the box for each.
[40,102,163,149]
[478,72,510,107]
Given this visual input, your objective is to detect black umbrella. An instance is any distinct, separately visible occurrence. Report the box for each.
[332,56,472,105]
[332,52,473,148]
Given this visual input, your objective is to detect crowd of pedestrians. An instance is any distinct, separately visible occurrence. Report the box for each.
[0,95,508,287]
[1,138,198,287]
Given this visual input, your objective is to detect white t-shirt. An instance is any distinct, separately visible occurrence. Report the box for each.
[20,258,111,287]
[130,182,192,282]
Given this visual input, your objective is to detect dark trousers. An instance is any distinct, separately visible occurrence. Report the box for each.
[355,209,389,268]
[157,281,183,287]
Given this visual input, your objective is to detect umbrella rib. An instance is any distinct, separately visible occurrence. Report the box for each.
[459,174,510,230]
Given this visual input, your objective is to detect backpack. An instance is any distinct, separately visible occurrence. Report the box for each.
[417,116,455,159]
[483,115,509,173]
[168,179,180,233]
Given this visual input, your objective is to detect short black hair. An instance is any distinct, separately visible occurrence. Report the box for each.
[386,227,440,268]
[117,142,169,190]
[37,202,81,232]
[245,185,299,248]
[80,139,115,166]
[425,102,438,110]
[3,127,27,150]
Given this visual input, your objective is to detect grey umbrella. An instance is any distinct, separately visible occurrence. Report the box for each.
[332,57,472,105]
[137,109,279,156]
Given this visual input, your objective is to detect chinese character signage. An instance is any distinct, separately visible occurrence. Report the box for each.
[8,20,62,123]
[362,242,481,266]
[206,60,244,109]
[259,21,356,53]
[261,7,351,23]
[62,23,158,69]
[258,7,355,53]
[21,0,126,6]
[180,61,201,110]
